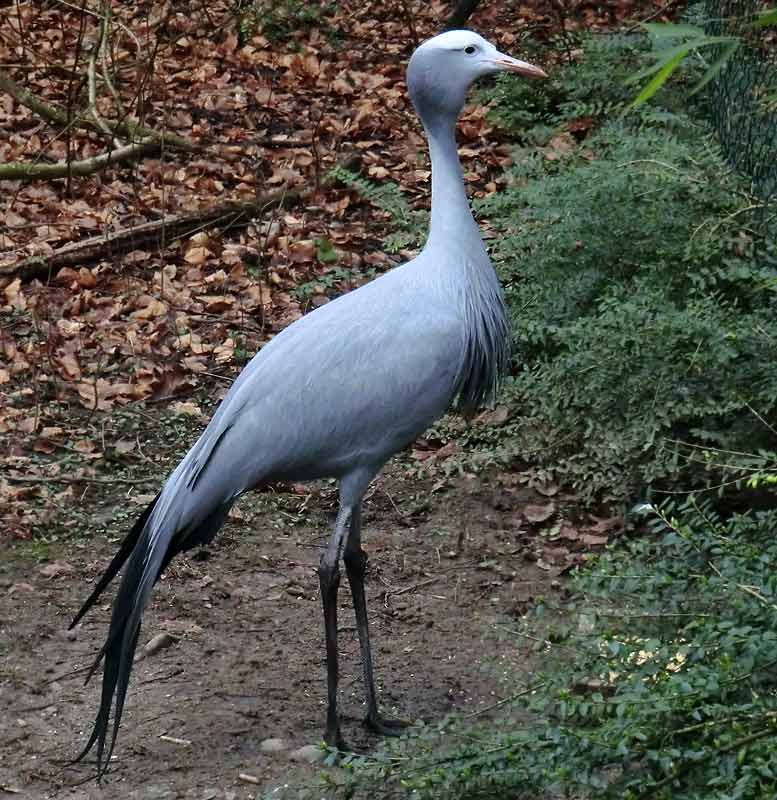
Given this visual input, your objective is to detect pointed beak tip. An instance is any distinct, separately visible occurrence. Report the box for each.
[494,58,548,79]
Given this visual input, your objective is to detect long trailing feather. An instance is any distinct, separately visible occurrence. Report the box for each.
[70,494,159,631]
[72,522,160,778]
[72,495,233,779]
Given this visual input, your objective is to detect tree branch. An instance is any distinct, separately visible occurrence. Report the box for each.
[2,192,301,282]
[0,66,197,152]
[0,140,159,181]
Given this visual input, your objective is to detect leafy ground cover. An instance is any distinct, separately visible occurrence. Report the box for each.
[332,498,777,800]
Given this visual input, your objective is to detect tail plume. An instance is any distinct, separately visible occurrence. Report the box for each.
[72,495,233,779]
[71,495,172,778]
[70,495,159,631]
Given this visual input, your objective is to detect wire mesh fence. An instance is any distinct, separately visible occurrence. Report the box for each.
[704,0,777,204]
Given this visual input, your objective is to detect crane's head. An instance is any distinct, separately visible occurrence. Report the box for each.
[407,30,546,123]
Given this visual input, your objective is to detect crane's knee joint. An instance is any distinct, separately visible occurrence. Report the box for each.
[343,548,368,578]
[318,560,340,590]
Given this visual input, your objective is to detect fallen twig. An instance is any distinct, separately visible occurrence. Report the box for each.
[0,140,160,181]
[388,576,441,597]
[2,191,301,282]
[1,473,155,486]
[159,734,191,747]
[139,668,185,686]
[462,682,547,719]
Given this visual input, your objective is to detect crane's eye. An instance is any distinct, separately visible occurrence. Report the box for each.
[464,45,477,54]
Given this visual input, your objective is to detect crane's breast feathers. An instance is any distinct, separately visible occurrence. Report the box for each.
[453,281,510,413]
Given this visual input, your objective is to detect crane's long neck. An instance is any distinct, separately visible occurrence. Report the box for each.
[423,115,481,251]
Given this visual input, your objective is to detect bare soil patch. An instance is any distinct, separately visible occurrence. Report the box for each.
[1,469,562,799]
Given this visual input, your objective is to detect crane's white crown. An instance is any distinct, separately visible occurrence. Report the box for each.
[416,29,496,54]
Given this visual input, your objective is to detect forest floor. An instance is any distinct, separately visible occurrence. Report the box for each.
[2,453,578,799]
[1,0,668,797]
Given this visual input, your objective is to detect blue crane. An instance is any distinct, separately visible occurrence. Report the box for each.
[71,30,546,778]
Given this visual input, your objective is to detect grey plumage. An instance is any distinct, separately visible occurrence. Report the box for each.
[71,30,545,778]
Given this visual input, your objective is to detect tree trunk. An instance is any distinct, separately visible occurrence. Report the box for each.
[444,0,481,30]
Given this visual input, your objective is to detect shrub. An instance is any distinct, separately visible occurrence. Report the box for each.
[332,499,777,799]
[465,35,777,501]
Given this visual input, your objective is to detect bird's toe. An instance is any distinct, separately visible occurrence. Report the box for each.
[364,713,411,737]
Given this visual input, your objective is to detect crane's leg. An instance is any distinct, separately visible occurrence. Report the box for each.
[318,503,352,750]
[343,504,409,737]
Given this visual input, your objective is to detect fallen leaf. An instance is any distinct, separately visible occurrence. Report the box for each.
[132,493,158,504]
[56,350,81,381]
[580,534,609,547]
[213,337,235,363]
[114,439,136,455]
[39,560,75,579]
[132,297,167,319]
[524,503,556,523]
[3,278,26,311]
[171,400,202,417]
[476,406,510,426]
[182,355,208,373]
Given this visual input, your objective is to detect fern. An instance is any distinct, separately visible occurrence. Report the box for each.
[467,34,777,502]
[328,165,427,253]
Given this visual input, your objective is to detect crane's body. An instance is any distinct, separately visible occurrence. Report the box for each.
[71,30,545,778]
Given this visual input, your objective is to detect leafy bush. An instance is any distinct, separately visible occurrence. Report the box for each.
[331,499,777,799]
[236,0,339,45]
[466,35,777,501]
[482,33,653,137]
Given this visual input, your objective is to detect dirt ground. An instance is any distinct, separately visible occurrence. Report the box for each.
[1,466,563,800]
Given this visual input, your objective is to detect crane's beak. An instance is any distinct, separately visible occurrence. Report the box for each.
[490,53,547,79]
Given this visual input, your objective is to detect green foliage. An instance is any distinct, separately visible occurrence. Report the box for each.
[230,330,251,365]
[291,264,376,301]
[235,0,339,45]
[627,8,777,108]
[481,34,648,136]
[332,499,777,799]
[328,164,427,253]
[468,35,777,500]
[627,23,740,107]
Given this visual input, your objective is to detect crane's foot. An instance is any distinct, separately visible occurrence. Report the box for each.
[324,725,347,752]
[364,713,411,737]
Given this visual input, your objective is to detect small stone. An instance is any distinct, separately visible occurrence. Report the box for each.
[260,737,288,754]
[131,784,169,799]
[136,632,178,662]
[289,744,325,763]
